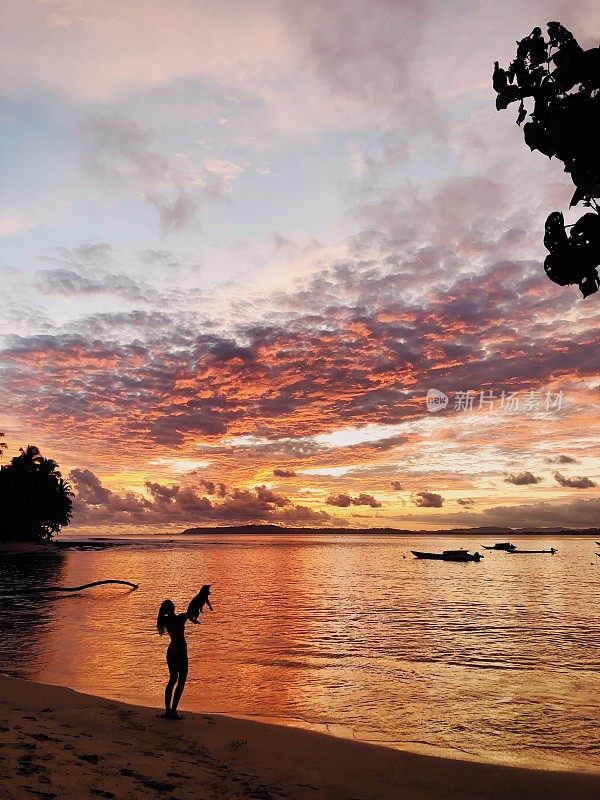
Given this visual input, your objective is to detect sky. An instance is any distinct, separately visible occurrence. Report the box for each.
[1,0,599,531]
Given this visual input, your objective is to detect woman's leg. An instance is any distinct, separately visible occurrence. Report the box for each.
[171,655,188,716]
[165,650,178,714]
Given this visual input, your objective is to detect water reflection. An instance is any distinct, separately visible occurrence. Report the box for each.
[0,534,598,772]
[0,549,66,677]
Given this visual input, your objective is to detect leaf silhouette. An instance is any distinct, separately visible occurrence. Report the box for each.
[494,22,600,297]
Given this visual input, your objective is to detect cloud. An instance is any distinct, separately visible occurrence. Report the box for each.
[283,0,431,109]
[2,161,599,532]
[545,454,578,464]
[198,479,227,497]
[273,468,297,478]
[0,0,437,139]
[457,497,475,507]
[326,492,381,508]
[413,491,443,508]
[420,497,600,530]
[38,242,115,271]
[554,472,597,489]
[38,269,149,302]
[3,231,599,459]
[70,468,151,515]
[144,481,179,504]
[68,470,333,527]
[144,191,198,233]
[390,480,404,490]
[504,471,541,486]
[74,113,228,231]
[70,468,118,507]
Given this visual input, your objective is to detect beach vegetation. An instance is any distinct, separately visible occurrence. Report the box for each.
[0,444,73,542]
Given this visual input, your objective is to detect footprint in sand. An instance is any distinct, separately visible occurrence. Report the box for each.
[119,767,178,792]
[76,753,100,764]
[249,788,275,800]
[19,788,56,799]
[17,765,38,774]
[17,754,46,776]
[26,732,58,743]
[139,778,177,792]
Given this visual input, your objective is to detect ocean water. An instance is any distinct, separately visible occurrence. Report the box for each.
[1,533,599,773]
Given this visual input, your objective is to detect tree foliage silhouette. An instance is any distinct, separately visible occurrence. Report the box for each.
[0,445,73,542]
[494,22,600,297]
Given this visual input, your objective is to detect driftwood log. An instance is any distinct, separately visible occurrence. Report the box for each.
[0,580,138,596]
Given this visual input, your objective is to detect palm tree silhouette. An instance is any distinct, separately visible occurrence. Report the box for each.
[0,444,73,542]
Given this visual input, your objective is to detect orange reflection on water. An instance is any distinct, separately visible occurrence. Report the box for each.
[3,534,599,773]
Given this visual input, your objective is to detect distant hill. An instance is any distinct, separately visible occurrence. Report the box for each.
[181,524,600,537]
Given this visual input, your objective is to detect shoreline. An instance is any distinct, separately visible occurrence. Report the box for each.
[1,676,599,800]
[0,541,61,555]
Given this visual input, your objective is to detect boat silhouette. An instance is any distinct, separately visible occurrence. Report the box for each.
[481,542,516,551]
[411,549,483,562]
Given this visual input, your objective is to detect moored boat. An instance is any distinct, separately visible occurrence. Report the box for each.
[508,548,557,554]
[482,542,516,551]
[411,550,483,562]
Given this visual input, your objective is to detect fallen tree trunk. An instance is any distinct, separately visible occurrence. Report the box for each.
[0,579,138,596]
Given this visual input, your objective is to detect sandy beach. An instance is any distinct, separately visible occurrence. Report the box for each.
[0,675,598,800]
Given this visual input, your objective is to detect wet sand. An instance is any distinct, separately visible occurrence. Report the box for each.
[0,675,598,799]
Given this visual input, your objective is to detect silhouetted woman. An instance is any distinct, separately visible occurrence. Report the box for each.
[157,599,189,719]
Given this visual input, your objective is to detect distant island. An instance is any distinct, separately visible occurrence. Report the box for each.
[181,524,600,537]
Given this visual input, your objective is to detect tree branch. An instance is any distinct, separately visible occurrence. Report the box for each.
[0,579,138,596]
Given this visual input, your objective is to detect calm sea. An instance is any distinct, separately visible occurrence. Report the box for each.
[1,533,599,773]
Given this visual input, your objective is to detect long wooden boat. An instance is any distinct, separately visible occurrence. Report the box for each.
[482,542,516,551]
[508,548,557,554]
[411,550,483,562]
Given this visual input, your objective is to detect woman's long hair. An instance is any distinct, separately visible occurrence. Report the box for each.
[157,599,175,635]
